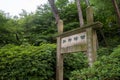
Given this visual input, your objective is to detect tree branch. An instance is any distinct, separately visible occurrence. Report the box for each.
[76,0,84,27]
[48,0,60,23]
[111,0,120,27]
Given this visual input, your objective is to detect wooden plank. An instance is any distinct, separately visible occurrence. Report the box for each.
[56,20,63,80]
[61,32,87,53]
[86,6,97,67]
[93,30,97,59]
[57,22,102,38]
[57,20,63,34]
[86,6,93,23]
[86,29,97,67]
[86,28,95,66]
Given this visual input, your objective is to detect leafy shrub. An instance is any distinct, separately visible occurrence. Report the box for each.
[70,46,120,80]
[0,44,56,80]
[97,47,113,59]
[64,52,88,80]
[0,44,88,80]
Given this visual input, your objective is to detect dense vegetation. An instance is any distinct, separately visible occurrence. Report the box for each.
[0,0,120,80]
[70,46,120,80]
[0,44,87,80]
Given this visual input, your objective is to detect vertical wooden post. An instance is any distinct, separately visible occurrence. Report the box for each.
[86,6,93,23]
[86,27,94,66]
[56,20,64,80]
[86,6,97,67]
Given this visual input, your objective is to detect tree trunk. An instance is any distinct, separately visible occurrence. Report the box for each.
[76,0,84,27]
[111,0,120,27]
[48,0,60,23]
[85,0,90,7]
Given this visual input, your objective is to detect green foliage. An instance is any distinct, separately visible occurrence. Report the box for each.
[97,47,113,57]
[64,52,88,79]
[0,44,56,80]
[0,12,7,28]
[1,0,119,46]
[0,11,23,46]
[56,0,69,9]
[0,44,88,80]
[17,5,57,45]
[60,3,79,31]
[90,0,120,47]
[69,46,120,80]
[0,0,120,80]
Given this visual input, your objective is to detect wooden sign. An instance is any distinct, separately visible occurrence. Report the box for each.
[57,22,102,54]
[56,6,103,80]
[61,32,87,53]
[56,21,102,80]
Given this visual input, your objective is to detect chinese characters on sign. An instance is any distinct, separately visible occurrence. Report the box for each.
[61,32,87,53]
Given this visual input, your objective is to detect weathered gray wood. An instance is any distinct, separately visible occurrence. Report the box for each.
[56,20,63,80]
[56,7,102,80]
[57,20,64,34]
[86,6,97,67]
[93,30,98,57]
[57,22,102,38]
[86,28,94,66]
[86,6,93,23]
[57,22,102,54]
[61,32,87,53]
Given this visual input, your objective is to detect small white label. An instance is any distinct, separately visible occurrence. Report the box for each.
[61,32,87,48]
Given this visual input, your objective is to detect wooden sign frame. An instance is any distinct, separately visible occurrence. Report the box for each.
[56,7,103,80]
[57,22,102,54]
[56,21,102,80]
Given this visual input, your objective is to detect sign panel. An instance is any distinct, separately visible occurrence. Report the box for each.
[61,32,87,53]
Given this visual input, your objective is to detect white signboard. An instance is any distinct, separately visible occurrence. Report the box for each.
[61,32,87,53]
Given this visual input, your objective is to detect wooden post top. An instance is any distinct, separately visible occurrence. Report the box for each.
[57,21,103,38]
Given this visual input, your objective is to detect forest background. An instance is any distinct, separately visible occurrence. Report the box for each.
[0,0,120,80]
